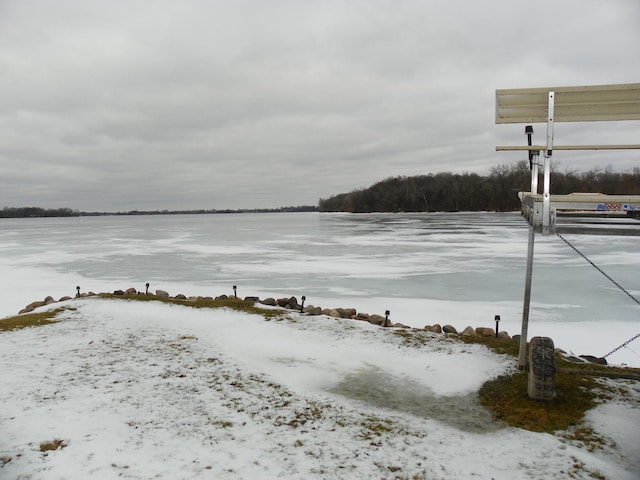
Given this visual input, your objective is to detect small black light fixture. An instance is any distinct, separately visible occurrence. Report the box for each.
[384,310,390,327]
[76,286,81,298]
[525,125,534,167]
[300,295,306,312]
[145,282,150,295]
[233,285,237,298]
[495,314,501,338]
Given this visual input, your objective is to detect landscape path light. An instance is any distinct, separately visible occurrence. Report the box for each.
[525,125,534,166]
[233,285,237,298]
[76,286,80,298]
[384,310,390,327]
[145,283,150,295]
[495,315,501,338]
[300,295,306,312]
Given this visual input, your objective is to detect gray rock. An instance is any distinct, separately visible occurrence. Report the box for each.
[579,355,608,365]
[461,326,478,336]
[155,289,170,298]
[304,306,322,315]
[286,296,299,309]
[125,287,137,295]
[442,325,458,334]
[339,308,357,318]
[261,298,277,306]
[276,297,290,307]
[174,294,187,300]
[476,327,495,337]
[368,314,386,326]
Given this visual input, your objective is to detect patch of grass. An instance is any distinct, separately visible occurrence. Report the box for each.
[555,355,640,379]
[561,426,614,452]
[478,371,601,433]
[459,334,521,357]
[393,328,521,357]
[392,329,434,348]
[39,439,67,452]
[214,420,233,428]
[0,307,73,333]
[98,293,288,321]
[360,416,394,440]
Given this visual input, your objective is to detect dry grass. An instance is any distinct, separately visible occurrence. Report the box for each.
[97,293,288,321]
[478,371,601,433]
[39,439,67,452]
[0,307,73,332]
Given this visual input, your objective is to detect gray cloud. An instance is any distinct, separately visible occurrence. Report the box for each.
[1,0,639,210]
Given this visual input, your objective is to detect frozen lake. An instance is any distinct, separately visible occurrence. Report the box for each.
[1,211,638,366]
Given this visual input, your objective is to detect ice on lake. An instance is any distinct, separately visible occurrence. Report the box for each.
[1,211,638,366]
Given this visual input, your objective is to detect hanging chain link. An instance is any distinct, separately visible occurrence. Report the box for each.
[555,232,639,358]
[603,333,640,359]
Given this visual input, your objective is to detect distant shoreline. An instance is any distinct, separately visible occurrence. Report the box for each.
[0,205,318,218]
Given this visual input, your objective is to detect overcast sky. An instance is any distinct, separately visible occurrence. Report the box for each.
[1,0,639,211]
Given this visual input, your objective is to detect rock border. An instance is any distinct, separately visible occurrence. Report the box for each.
[15,287,608,366]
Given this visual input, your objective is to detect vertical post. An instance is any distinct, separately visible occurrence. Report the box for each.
[542,156,551,234]
[542,92,554,235]
[494,315,500,338]
[531,152,539,194]
[545,91,555,158]
[519,225,535,369]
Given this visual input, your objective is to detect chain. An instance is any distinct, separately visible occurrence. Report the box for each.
[555,232,639,359]
[603,333,640,359]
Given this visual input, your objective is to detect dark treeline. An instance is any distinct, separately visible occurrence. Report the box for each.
[1,205,318,218]
[318,162,640,213]
[1,207,79,218]
[84,205,318,216]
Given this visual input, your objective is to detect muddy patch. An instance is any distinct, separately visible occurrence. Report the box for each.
[329,365,502,433]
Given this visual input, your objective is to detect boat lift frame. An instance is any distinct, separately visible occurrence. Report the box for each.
[495,83,640,368]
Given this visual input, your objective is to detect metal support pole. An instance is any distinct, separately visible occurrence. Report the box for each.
[531,152,539,194]
[542,92,554,235]
[545,91,555,158]
[519,225,535,369]
[542,156,551,234]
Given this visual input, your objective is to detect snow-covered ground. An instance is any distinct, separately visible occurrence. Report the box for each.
[1,298,639,480]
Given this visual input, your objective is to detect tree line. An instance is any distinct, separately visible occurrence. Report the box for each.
[318,161,640,213]
[1,205,318,218]
[0,207,79,218]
